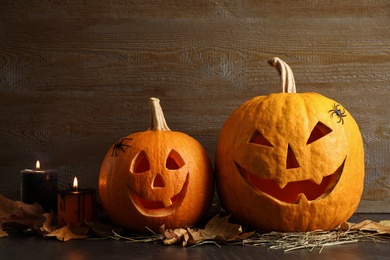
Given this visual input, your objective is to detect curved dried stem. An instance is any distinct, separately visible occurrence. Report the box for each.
[149,97,171,131]
[268,57,297,93]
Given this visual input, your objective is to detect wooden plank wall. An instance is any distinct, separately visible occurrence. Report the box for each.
[0,0,389,213]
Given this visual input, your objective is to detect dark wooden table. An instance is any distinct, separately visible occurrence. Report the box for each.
[1,214,389,260]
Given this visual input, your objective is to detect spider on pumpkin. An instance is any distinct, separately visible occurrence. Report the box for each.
[329,103,347,125]
[111,138,132,157]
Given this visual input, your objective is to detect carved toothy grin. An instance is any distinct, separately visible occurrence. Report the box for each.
[235,158,345,204]
[128,174,189,216]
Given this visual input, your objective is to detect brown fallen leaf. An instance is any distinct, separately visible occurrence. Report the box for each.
[198,214,254,242]
[379,220,390,228]
[45,225,89,242]
[0,194,20,217]
[0,228,8,238]
[162,226,189,245]
[0,194,48,230]
[348,220,390,234]
[39,213,56,234]
[161,215,254,246]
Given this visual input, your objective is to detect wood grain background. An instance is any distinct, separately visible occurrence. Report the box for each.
[0,0,389,213]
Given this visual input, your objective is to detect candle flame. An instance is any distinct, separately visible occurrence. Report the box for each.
[36,160,40,170]
[73,177,78,190]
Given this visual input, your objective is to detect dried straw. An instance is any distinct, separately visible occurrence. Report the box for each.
[241,229,389,253]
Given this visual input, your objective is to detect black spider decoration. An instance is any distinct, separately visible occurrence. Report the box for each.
[329,103,347,125]
[111,138,132,157]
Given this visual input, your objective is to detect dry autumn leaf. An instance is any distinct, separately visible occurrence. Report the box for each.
[0,228,8,238]
[0,194,48,230]
[39,213,57,234]
[198,214,253,242]
[162,226,189,245]
[379,220,390,228]
[0,194,20,217]
[161,215,254,246]
[45,225,89,242]
[348,220,390,234]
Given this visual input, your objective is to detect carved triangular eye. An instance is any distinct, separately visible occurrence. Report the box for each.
[166,150,185,170]
[286,144,300,169]
[249,130,273,147]
[307,122,333,145]
[132,151,150,173]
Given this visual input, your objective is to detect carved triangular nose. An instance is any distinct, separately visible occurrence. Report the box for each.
[153,174,165,188]
[286,144,300,169]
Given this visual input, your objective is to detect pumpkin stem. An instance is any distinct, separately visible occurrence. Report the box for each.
[149,97,171,131]
[268,57,297,93]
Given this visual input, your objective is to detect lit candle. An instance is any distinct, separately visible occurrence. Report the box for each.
[20,160,58,212]
[57,177,97,227]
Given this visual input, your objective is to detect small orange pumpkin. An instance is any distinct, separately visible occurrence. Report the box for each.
[215,58,364,232]
[99,98,214,233]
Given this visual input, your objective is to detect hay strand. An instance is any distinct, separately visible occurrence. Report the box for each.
[242,229,389,253]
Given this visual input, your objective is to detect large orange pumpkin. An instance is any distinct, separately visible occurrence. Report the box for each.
[215,58,364,232]
[99,97,214,233]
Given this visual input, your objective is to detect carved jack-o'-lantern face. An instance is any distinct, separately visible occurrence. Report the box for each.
[234,95,347,205]
[128,147,189,217]
[99,98,214,233]
[215,58,364,232]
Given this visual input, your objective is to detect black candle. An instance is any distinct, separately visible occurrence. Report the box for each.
[20,160,58,212]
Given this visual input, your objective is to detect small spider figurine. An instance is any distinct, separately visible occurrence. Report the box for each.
[111,137,132,157]
[329,103,347,125]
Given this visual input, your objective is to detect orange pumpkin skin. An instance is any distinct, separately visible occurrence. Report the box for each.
[99,98,214,233]
[215,58,364,232]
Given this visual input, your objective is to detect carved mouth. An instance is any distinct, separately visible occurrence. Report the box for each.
[129,174,189,216]
[235,159,345,204]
